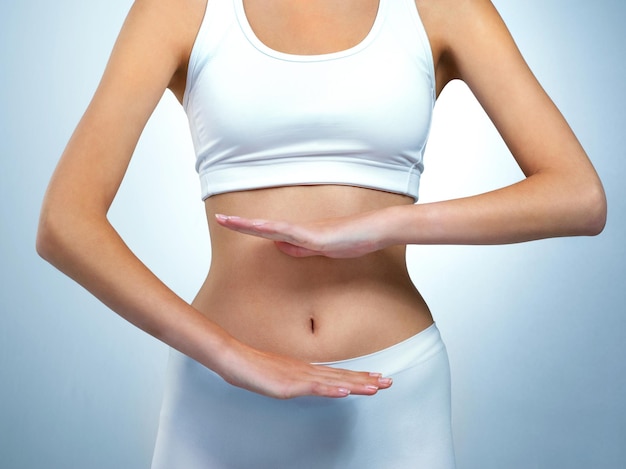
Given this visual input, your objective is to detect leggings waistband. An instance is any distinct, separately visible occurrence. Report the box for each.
[314,322,444,376]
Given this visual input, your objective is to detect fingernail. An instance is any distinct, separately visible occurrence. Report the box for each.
[369,372,382,378]
[338,388,351,396]
[215,214,227,221]
[378,377,392,386]
[366,385,379,391]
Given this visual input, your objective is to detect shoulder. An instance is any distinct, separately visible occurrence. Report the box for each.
[416,0,504,45]
[124,0,208,98]
[126,0,207,51]
[415,0,512,92]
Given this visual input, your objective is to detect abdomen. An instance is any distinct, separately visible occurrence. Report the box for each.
[192,185,433,362]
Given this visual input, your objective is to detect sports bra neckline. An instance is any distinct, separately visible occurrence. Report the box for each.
[235,0,387,62]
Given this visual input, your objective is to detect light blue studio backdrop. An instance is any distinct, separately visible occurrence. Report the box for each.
[1,0,624,468]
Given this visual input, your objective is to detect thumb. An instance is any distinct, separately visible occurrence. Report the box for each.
[274,241,321,257]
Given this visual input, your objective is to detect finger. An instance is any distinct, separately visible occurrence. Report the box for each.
[307,377,392,398]
[275,241,365,259]
[306,367,394,397]
[276,364,392,399]
[215,214,269,233]
[289,378,374,399]
[216,214,304,244]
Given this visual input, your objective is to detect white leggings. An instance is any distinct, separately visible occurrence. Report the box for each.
[151,323,456,468]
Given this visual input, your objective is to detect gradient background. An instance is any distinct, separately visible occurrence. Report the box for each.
[1,0,624,468]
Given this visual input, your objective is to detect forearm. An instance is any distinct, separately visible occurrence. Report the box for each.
[387,170,606,246]
[36,211,395,398]
[213,168,606,259]
[36,211,234,373]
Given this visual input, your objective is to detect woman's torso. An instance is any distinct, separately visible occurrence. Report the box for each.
[174,0,444,362]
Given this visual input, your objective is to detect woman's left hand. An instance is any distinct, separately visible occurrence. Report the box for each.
[215,210,394,258]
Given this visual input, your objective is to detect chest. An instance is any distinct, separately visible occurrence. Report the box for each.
[241,0,381,56]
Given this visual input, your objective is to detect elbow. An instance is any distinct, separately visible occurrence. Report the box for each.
[573,179,607,237]
[36,205,82,266]
[36,209,62,264]
[37,201,109,269]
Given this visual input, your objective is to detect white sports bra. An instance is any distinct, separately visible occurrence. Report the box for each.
[184,0,435,201]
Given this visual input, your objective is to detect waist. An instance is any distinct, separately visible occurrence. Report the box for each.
[192,272,433,362]
[194,185,432,361]
[193,235,432,361]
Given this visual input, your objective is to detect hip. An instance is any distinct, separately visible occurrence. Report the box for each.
[152,323,456,469]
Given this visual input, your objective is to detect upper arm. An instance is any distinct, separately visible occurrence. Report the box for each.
[42,0,205,217]
[422,0,602,182]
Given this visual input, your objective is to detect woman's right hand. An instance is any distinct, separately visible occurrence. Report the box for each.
[216,338,392,399]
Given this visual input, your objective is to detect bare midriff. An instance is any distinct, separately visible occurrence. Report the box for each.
[191,185,433,363]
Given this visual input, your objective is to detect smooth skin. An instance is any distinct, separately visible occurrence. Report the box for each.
[37,0,606,400]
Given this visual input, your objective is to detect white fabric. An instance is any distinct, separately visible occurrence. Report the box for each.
[183,0,436,201]
[151,324,456,469]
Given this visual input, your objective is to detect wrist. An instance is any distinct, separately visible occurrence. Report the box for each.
[375,204,415,248]
[162,307,240,374]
